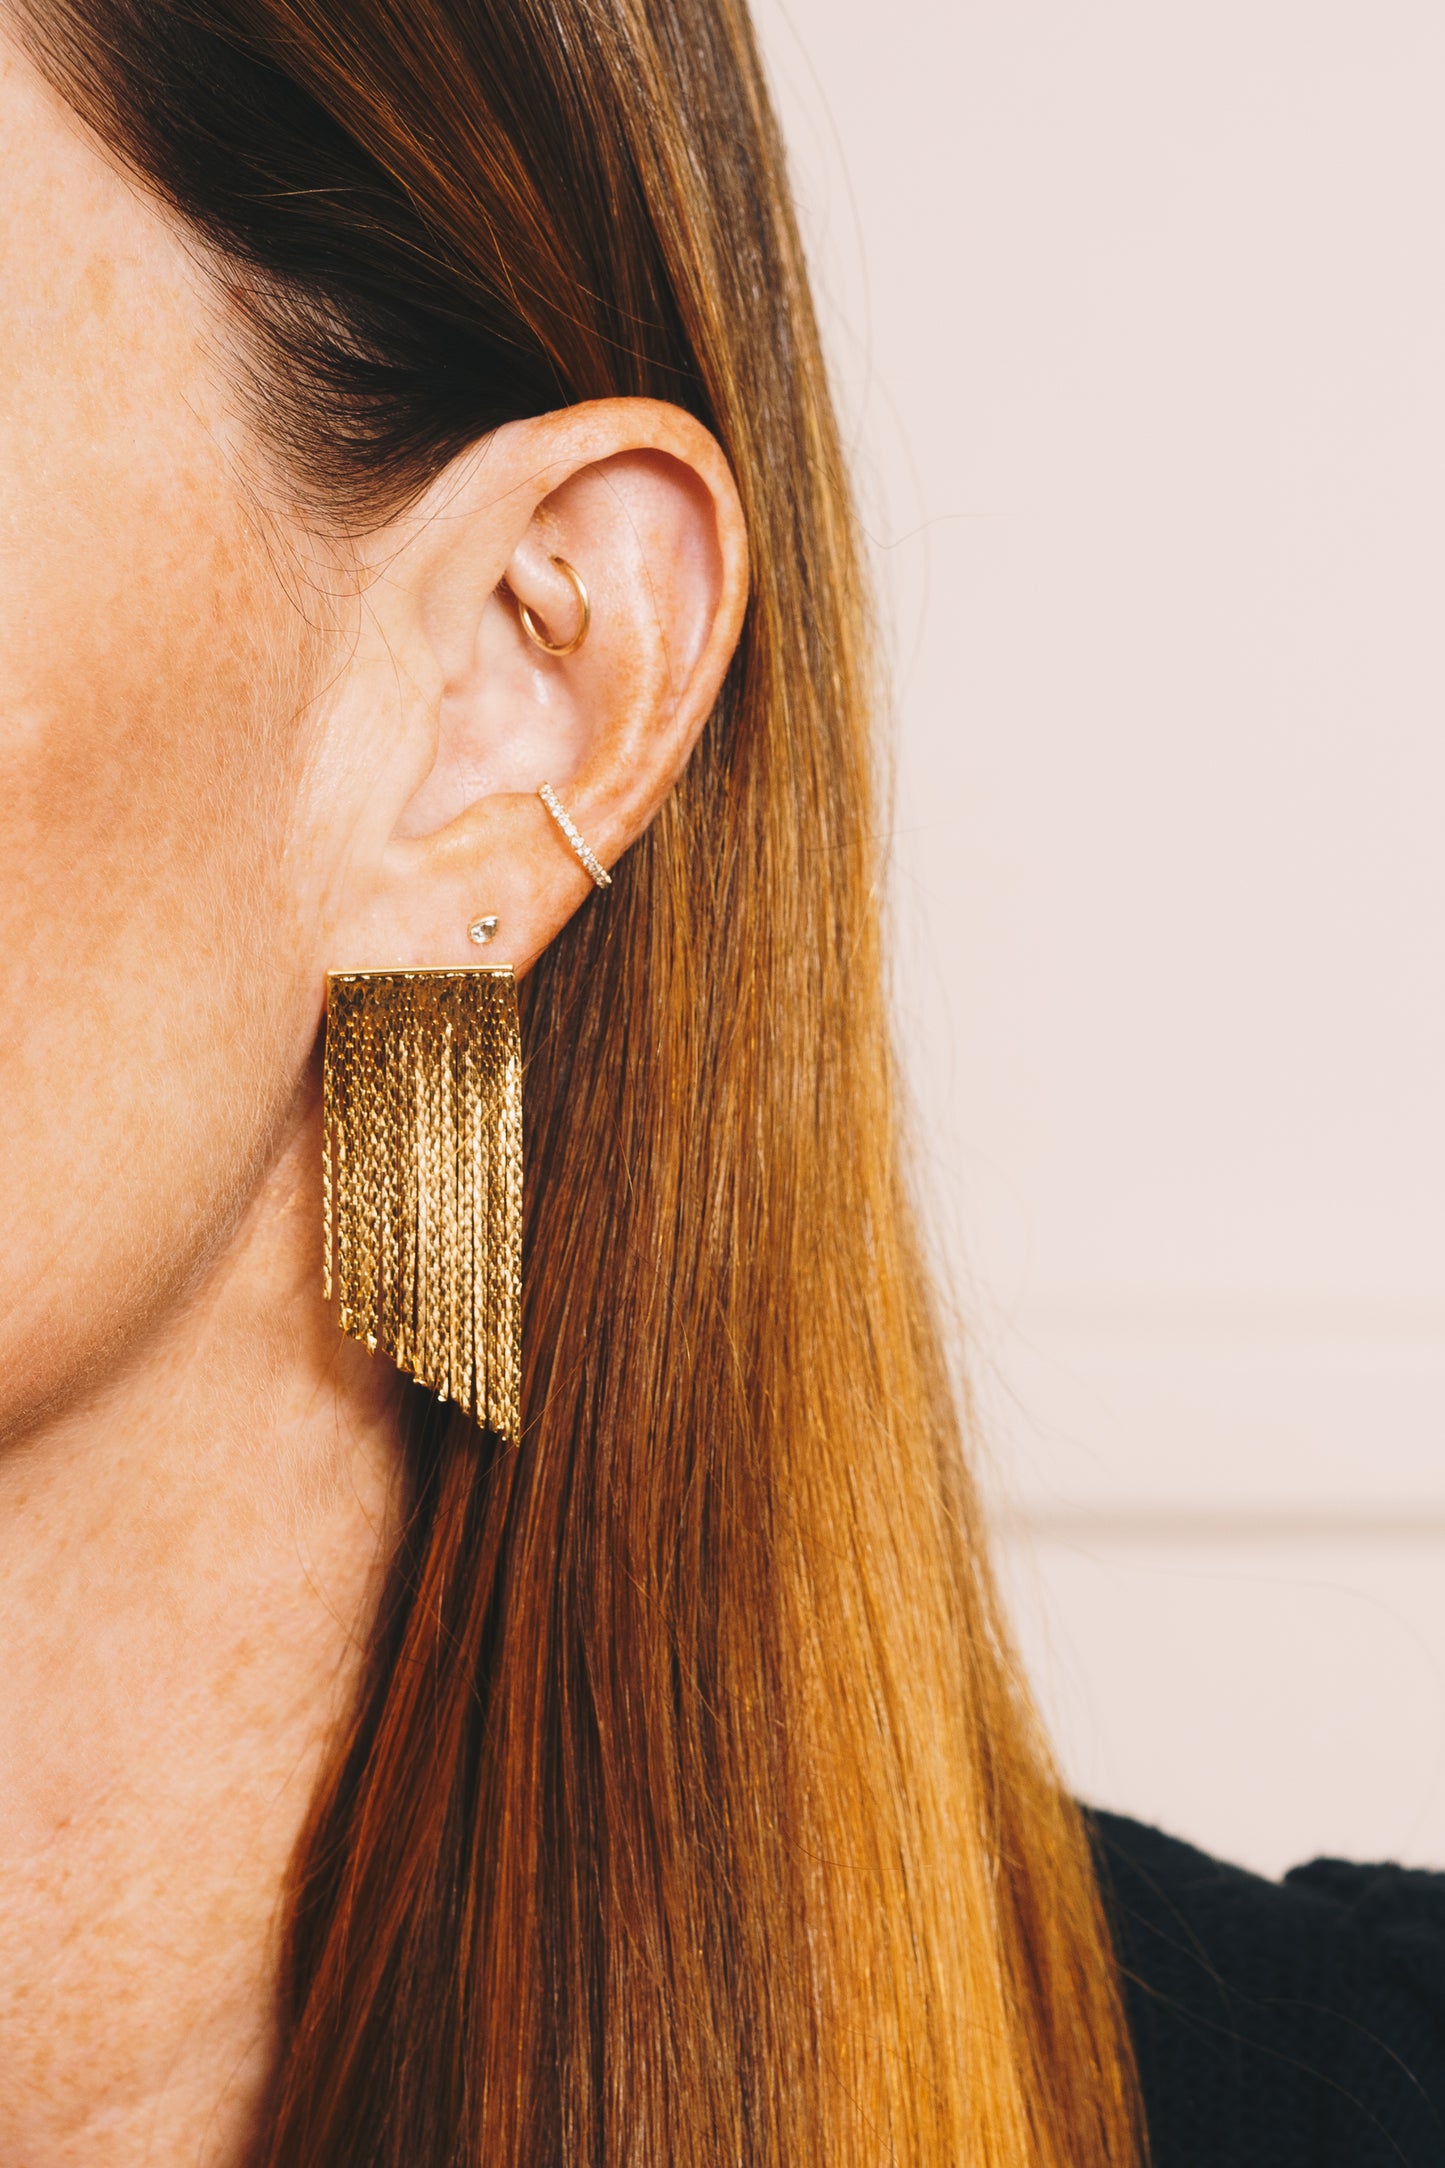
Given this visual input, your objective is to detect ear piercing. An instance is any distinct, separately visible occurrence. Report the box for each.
[538,781,611,888]
[464,785,609,946]
[511,557,608,885]
[512,556,590,658]
[465,778,608,943]
[471,561,607,930]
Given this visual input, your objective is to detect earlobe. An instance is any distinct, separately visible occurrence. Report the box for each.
[324,397,747,979]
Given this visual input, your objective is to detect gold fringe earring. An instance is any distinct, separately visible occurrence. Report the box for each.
[322,965,522,1440]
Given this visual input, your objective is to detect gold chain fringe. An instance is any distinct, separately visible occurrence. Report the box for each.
[322,966,522,1439]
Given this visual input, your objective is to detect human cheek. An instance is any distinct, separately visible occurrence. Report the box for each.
[0,239,319,1433]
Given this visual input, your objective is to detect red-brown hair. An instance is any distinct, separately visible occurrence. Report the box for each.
[19,2,1143,2160]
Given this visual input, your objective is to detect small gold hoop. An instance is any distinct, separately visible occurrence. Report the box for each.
[515,556,590,658]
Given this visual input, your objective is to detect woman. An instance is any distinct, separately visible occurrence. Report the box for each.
[1,3,1441,2164]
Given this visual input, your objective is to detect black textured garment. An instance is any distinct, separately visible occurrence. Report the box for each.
[1089,1810,1445,2165]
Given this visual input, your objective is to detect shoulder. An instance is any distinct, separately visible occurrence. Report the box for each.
[1087,1808,1445,2168]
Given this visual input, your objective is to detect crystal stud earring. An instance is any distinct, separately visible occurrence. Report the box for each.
[468,915,499,945]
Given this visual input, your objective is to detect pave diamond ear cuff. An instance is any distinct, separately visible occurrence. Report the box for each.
[538,782,611,889]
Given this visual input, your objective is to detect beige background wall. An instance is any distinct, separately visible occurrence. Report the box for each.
[752,0,1445,1876]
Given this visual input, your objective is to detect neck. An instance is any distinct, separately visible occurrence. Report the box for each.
[0,1107,403,2167]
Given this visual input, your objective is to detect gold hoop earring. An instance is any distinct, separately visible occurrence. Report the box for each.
[323,965,522,1440]
[514,556,590,657]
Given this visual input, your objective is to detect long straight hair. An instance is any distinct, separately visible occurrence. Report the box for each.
[20,3,1143,2161]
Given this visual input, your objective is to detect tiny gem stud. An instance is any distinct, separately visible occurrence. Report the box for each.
[468,915,499,945]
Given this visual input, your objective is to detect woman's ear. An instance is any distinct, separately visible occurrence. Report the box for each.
[311,398,748,978]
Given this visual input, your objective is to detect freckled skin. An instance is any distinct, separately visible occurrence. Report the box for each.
[0,46,405,2165]
[0,55,325,1439]
[0,19,747,2162]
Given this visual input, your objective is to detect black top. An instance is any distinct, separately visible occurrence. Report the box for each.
[1091,1810,1445,2165]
